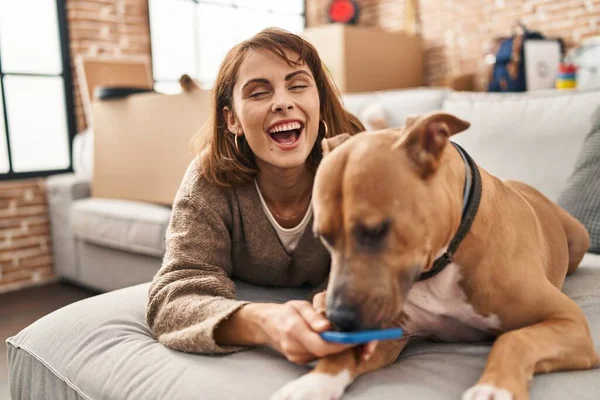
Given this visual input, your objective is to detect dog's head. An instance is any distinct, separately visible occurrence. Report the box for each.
[313,111,470,331]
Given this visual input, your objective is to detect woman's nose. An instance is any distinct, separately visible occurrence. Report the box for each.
[271,95,294,113]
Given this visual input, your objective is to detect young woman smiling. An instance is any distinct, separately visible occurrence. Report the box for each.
[146,28,364,365]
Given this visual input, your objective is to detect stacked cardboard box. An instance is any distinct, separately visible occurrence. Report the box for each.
[302,23,423,93]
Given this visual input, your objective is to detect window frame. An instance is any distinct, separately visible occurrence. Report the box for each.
[0,0,76,181]
[149,0,307,91]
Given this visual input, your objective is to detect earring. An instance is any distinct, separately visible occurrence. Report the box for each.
[320,119,329,137]
[234,133,240,152]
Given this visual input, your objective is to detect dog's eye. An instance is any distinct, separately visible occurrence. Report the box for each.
[353,220,391,250]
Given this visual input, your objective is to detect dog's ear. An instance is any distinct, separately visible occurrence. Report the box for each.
[396,112,470,177]
[403,114,419,129]
[322,133,352,156]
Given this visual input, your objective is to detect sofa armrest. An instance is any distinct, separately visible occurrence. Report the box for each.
[45,173,91,280]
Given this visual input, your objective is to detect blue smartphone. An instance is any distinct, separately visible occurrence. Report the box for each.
[320,328,404,344]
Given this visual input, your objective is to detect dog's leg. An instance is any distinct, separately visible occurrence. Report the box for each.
[463,295,599,400]
[271,338,408,400]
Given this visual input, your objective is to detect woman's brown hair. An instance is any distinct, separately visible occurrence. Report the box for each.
[193,27,365,187]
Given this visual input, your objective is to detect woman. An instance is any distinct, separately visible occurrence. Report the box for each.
[146,27,365,365]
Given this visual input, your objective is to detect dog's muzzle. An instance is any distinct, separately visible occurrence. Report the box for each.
[328,304,363,331]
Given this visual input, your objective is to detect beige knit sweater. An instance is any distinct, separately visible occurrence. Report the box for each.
[146,160,330,354]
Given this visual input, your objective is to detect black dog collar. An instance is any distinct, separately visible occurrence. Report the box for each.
[417,142,482,281]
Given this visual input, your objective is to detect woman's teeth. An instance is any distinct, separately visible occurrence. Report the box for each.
[269,121,302,133]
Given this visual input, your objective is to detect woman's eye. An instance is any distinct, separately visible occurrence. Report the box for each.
[249,91,268,98]
[290,84,308,91]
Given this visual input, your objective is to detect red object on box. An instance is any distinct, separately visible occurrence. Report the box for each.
[328,0,359,24]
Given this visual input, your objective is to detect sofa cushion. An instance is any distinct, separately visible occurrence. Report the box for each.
[7,256,600,400]
[72,128,94,181]
[557,105,600,254]
[445,88,600,202]
[342,88,449,129]
[582,253,600,268]
[45,173,92,281]
[71,198,171,257]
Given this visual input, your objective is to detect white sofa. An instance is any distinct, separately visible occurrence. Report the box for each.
[7,87,600,399]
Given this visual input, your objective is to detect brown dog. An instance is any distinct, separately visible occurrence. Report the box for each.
[271,111,599,400]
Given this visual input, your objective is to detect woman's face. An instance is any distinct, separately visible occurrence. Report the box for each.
[224,48,321,171]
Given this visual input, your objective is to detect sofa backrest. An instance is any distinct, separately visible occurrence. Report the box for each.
[446,88,600,201]
[342,88,449,129]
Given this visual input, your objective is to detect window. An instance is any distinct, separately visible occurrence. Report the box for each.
[149,0,305,93]
[0,0,75,180]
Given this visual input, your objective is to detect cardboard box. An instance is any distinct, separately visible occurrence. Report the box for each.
[302,24,423,93]
[443,73,476,92]
[75,55,153,128]
[91,87,211,205]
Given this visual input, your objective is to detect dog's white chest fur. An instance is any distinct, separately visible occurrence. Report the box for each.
[402,263,501,342]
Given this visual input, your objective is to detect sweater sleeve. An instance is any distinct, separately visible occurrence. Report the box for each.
[146,161,250,354]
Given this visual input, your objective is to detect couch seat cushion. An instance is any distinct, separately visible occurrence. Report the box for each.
[7,256,600,400]
[582,252,600,268]
[71,198,171,257]
[445,88,600,202]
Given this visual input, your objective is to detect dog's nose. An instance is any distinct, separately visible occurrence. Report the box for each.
[327,305,362,332]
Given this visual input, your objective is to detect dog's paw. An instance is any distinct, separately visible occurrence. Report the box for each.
[270,370,352,400]
[462,384,514,400]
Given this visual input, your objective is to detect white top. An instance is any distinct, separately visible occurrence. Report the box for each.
[254,179,313,253]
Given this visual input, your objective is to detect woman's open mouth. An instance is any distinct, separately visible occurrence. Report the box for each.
[267,121,304,150]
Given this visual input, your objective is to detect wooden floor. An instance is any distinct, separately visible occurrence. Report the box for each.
[0,282,96,399]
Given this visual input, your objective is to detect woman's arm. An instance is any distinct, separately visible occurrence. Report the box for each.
[213,303,270,346]
[147,162,353,360]
[215,300,354,365]
[146,164,250,354]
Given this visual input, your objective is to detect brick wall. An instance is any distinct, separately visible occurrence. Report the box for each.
[0,1,151,293]
[307,0,600,90]
[66,0,151,133]
[0,180,53,293]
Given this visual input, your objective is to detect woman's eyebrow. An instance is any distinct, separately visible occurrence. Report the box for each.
[241,78,270,92]
[284,70,311,81]
[241,70,312,92]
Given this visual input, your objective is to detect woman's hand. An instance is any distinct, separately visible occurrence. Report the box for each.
[256,300,354,365]
[312,290,326,314]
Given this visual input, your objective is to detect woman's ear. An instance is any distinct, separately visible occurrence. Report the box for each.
[223,106,242,134]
